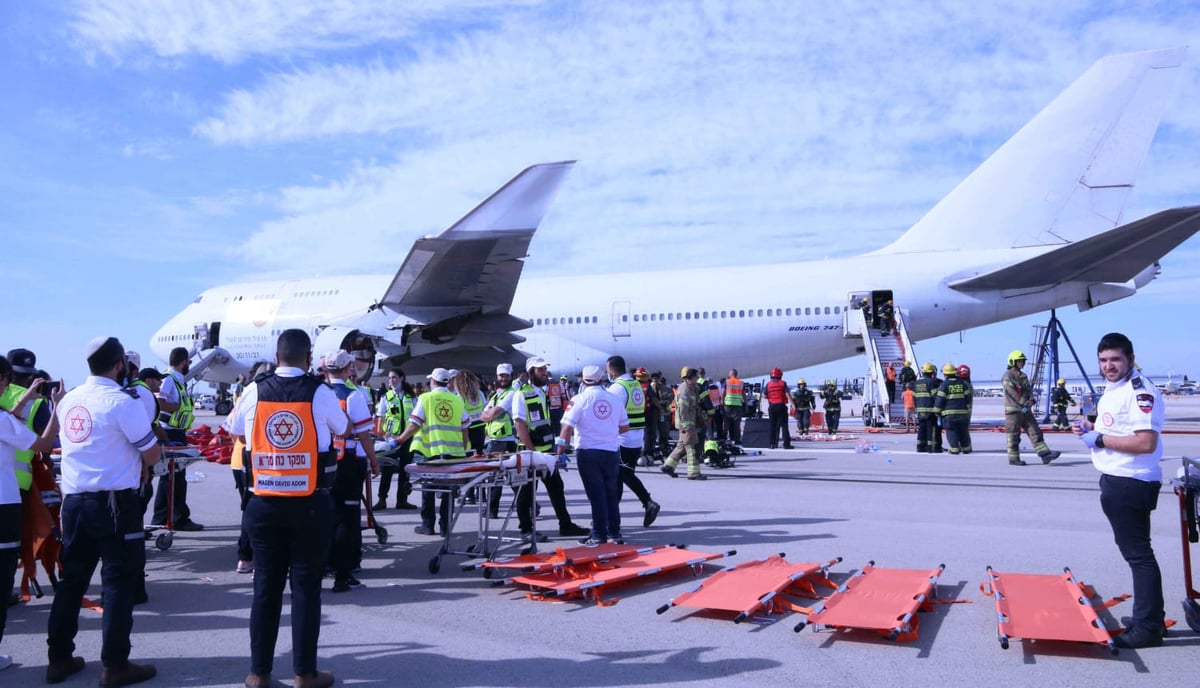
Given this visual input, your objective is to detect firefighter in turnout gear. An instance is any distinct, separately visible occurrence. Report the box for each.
[821,380,841,435]
[790,379,816,436]
[1002,350,1061,466]
[913,363,941,453]
[1050,378,1075,430]
[934,363,973,454]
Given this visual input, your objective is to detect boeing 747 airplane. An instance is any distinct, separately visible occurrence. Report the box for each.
[151,48,1200,405]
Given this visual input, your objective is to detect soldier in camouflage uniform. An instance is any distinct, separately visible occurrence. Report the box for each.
[1002,350,1061,466]
[662,367,706,480]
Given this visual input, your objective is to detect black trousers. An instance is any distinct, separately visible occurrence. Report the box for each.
[244,492,334,676]
[0,502,19,645]
[330,453,365,579]
[825,408,841,434]
[768,403,790,447]
[617,445,651,508]
[517,469,571,533]
[48,490,144,668]
[724,405,743,444]
[1100,474,1165,631]
[152,428,192,525]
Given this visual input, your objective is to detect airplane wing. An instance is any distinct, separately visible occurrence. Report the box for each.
[380,161,575,315]
[329,161,575,374]
[948,206,1200,291]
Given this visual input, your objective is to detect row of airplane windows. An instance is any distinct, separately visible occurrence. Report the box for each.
[211,290,342,304]
[157,334,201,342]
[534,305,841,327]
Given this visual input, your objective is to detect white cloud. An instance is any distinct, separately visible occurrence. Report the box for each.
[70,0,538,64]
[62,2,1200,286]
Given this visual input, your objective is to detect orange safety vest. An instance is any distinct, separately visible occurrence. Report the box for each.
[249,375,337,497]
[724,377,744,406]
[546,381,564,410]
[886,366,896,382]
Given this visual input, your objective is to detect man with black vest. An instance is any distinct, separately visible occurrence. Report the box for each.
[229,329,349,688]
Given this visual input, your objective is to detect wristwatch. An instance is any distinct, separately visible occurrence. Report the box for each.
[1095,434,1105,449]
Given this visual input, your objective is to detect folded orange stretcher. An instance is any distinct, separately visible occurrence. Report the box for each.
[794,561,946,641]
[510,545,735,604]
[982,566,1127,655]
[466,542,654,578]
[656,553,840,623]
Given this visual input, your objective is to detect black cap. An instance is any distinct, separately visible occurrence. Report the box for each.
[6,348,37,375]
[138,368,164,381]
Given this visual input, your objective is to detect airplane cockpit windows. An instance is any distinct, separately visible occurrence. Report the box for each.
[193,295,203,304]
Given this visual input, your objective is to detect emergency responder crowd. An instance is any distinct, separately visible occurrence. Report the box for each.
[0,328,1170,687]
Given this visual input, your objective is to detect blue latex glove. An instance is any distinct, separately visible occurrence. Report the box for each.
[555,451,569,470]
[1080,431,1102,449]
[1021,406,1030,414]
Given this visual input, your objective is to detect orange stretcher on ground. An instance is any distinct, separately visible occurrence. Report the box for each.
[510,545,735,604]
[656,553,840,623]
[465,542,654,578]
[794,562,946,641]
[982,566,1127,655]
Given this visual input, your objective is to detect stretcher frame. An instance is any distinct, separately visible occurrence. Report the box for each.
[510,545,736,604]
[142,447,207,551]
[465,542,655,579]
[407,452,551,574]
[982,566,1127,655]
[656,553,841,623]
[793,561,945,641]
[1172,455,1200,632]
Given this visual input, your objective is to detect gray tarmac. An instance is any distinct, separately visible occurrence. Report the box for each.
[4,397,1200,687]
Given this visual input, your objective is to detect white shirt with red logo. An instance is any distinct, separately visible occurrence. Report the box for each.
[1092,371,1164,482]
[56,376,159,494]
[561,385,628,451]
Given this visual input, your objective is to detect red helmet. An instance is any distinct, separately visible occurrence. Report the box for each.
[770,367,783,378]
[957,364,971,379]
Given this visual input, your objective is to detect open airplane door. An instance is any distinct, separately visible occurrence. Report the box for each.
[313,326,377,381]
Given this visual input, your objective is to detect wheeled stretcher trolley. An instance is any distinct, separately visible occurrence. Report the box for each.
[406,451,554,574]
[1172,455,1200,632]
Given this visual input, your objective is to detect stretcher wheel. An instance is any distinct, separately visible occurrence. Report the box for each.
[428,556,441,574]
[155,532,173,551]
[482,567,495,580]
[1183,599,1200,633]
[374,525,388,544]
[999,638,1009,650]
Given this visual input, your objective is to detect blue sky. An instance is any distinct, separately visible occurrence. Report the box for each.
[2,1,1199,387]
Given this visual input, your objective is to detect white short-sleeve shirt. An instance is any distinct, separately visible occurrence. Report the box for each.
[0,410,38,505]
[57,376,159,494]
[561,385,627,451]
[1091,371,1164,482]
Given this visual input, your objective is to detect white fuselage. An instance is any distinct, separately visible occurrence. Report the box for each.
[149,245,1103,380]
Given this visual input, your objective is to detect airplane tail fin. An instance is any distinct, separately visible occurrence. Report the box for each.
[879,48,1186,254]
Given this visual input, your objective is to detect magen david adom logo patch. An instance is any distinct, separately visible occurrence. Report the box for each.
[265,410,304,450]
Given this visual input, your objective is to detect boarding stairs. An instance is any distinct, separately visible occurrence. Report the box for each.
[852,307,918,427]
